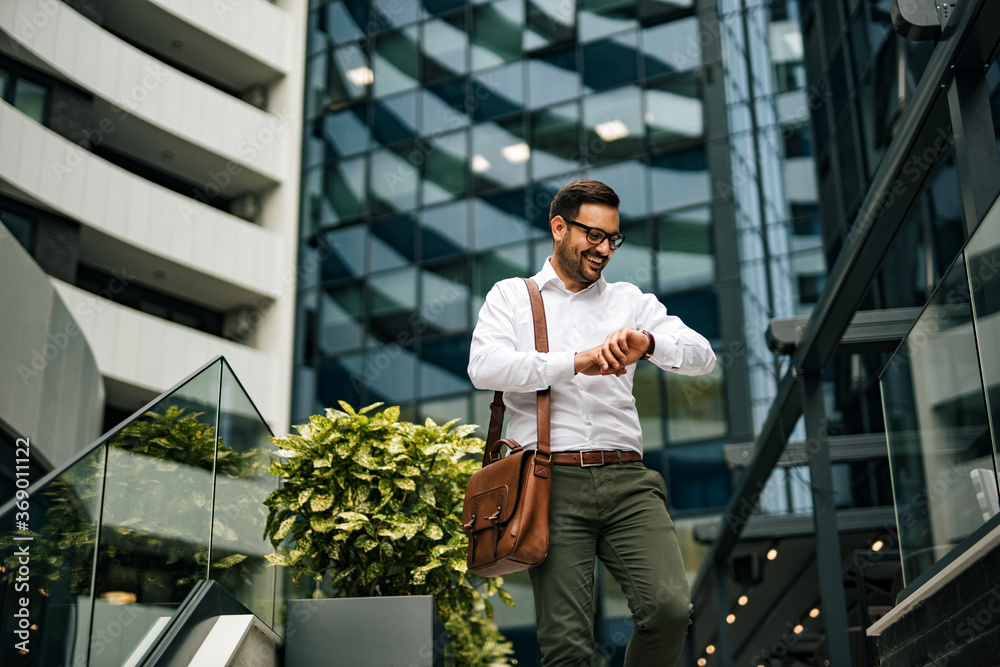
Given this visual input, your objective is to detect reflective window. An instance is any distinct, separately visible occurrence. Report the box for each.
[664,357,726,442]
[326,43,373,108]
[579,0,637,42]
[422,130,468,205]
[474,190,534,250]
[639,0,693,24]
[642,17,700,78]
[473,118,529,192]
[583,31,638,91]
[12,77,46,123]
[421,201,471,261]
[312,1,369,50]
[375,0,421,28]
[421,78,470,135]
[527,49,579,109]
[588,160,649,219]
[318,225,368,282]
[372,91,418,145]
[318,353,365,408]
[645,73,703,151]
[374,27,420,97]
[370,144,420,214]
[472,62,524,121]
[649,147,711,213]
[323,155,368,224]
[666,443,731,510]
[420,334,474,398]
[422,11,469,84]
[319,285,365,355]
[472,243,532,312]
[304,108,369,167]
[421,262,470,333]
[366,348,417,405]
[421,393,471,425]
[524,0,576,51]
[664,288,719,339]
[654,206,715,290]
[967,211,1000,487]
[583,86,644,164]
[424,0,465,16]
[530,105,581,179]
[371,215,418,271]
[369,266,419,339]
[472,0,524,70]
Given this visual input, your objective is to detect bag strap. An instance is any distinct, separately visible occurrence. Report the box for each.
[483,278,552,475]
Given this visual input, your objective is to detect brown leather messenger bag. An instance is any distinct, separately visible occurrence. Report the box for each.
[462,277,552,577]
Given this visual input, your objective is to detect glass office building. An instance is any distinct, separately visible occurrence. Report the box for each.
[295,0,823,662]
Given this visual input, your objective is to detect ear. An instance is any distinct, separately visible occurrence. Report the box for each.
[551,216,567,243]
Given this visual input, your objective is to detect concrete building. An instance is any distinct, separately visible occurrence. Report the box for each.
[0,0,307,479]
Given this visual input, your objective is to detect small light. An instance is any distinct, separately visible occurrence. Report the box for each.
[726,613,736,624]
[738,595,749,606]
[594,119,630,142]
[872,540,884,552]
[471,154,491,173]
[793,624,803,634]
[345,66,374,86]
[698,659,707,666]
[766,548,778,560]
[809,608,820,618]
[29,624,38,630]
[101,591,137,605]
[500,142,531,164]
[706,645,715,654]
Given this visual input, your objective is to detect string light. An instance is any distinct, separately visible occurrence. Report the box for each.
[738,595,749,606]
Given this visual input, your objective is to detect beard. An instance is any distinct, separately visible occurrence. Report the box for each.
[553,236,607,286]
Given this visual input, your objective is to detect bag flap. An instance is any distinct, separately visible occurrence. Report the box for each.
[463,446,531,529]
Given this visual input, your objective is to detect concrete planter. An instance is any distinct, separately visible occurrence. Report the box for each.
[284,595,453,667]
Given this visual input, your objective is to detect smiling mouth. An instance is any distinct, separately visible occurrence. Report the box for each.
[584,254,605,270]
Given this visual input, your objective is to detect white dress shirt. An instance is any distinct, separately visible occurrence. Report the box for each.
[468,258,717,454]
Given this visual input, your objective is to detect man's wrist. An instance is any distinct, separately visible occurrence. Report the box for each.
[640,330,655,361]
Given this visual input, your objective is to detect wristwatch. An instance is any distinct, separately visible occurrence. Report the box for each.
[640,330,655,361]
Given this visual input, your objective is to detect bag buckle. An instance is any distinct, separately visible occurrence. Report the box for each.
[580,451,605,467]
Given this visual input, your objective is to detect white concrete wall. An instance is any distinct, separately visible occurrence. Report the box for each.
[0,100,282,302]
[0,224,104,468]
[0,0,287,182]
[53,281,282,428]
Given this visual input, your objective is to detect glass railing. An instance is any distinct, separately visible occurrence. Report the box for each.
[0,357,279,666]
[881,229,1000,587]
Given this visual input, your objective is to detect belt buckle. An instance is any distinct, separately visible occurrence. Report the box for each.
[580,451,605,467]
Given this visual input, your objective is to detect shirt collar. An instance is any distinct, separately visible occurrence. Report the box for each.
[533,257,608,295]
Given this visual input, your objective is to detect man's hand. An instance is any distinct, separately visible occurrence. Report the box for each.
[574,328,652,376]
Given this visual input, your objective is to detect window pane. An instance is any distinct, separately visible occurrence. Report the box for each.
[423,131,468,205]
[638,0,693,24]
[664,361,726,443]
[650,147,710,212]
[421,78,470,135]
[0,70,8,99]
[655,206,714,290]
[374,27,420,97]
[314,0,369,50]
[642,17,700,77]
[473,190,535,250]
[421,201,471,261]
[369,266,419,339]
[327,44,372,107]
[588,160,649,218]
[319,285,365,355]
[472,118,529,193]
[600,219,653,291]
[375,0,421,27]
[583,86,643,164]
[14,79,46,123]
[420,335,473,398]
[319,354,365,412]
[666,443,731,510]
[472,0,524,70]
[583,31,638,91]
[528,49,579,109]
[530,105,581,179]
[370,144,420,214]
[319,225,368,282]
[422,12,469,84]
[579,0,637,42]
[0,209,34,253]
[373,91,418,145]
[645,74,703,151]
[323,155,368,224]
[304,108,369,168]
[472,62,524,121]
[422,262,470,333]
[473,243,532,312]
[524,0,575,51]
[371,215,418,271]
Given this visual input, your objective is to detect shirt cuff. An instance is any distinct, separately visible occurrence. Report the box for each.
[544,351,577,385]
[657,334,682,370]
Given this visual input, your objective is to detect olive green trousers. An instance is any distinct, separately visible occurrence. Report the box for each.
[528,462,691,667]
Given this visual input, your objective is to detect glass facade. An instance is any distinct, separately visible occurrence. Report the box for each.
[297,1,823,662]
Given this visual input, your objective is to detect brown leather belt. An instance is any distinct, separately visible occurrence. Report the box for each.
[549,450,642,467]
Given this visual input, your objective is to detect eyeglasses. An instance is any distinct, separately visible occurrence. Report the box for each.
[564,219,626,249]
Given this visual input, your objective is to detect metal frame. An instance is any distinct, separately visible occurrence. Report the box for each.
[689,0,1000,664]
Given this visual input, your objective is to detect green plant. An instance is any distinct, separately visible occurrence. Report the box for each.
[263,402,516,666]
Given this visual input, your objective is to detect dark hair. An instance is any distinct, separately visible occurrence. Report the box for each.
[548,180,620,223]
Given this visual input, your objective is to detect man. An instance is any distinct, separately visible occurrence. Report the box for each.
[467,180,716,666]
